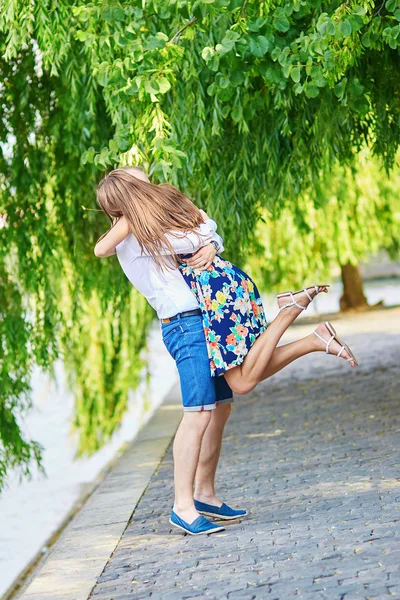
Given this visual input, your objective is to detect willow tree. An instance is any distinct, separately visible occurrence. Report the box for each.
[246,149,400,302]
[1,0,400,490]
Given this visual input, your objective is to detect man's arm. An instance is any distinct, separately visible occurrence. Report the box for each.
[94,217,130,258]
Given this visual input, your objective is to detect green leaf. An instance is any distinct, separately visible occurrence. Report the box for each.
[207,82,216,95]
[157,77,171,93]
[81,147,95,165]
[231,106,242,121]
[216,36,236,54]
[334,78,347,99]
[144,32,168,51]
[304,82,319,98]
[221,105,230,118]
[144,79,160,94]
[348,15,364,32]
[395,8,400,20]
[112,7,125,21]
[273,14,290,32]
[386,0,397,12]
[273,7,290,32]
[202,46,215,61]
[361,31,371,47]
[102,6,125,21]
[327,19,336,35]
[230,71,245,85]
[339,20,352,36]
[97,64,109,87]
[225,30,241,41]
[290,66,301,83]
[353,5,366,16]
[76,30,89,42]
[248,18,267,32]
[249,35,270,57]
[293,82,303,94]
[283,62,291,78]
[350,78,364,96]
[217,74,230,88]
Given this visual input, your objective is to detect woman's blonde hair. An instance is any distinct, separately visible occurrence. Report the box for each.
[96,166,204,268]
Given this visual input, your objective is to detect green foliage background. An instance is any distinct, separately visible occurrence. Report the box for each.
[246,149,400,290]
[0,0,399,490]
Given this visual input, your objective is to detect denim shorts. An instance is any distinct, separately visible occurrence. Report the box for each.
[161,314,233,411]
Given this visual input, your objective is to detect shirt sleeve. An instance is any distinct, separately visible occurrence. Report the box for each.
[158,219,224,255]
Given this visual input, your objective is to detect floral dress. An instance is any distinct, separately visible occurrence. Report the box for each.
[179,255,268,377]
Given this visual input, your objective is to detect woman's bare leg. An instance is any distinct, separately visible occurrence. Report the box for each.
[258,334,319,380]
[225,288,315,394]
[224,304,306,394]
[225,321,356,394]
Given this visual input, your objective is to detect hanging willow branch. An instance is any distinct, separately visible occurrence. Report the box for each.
[0,0,399,490]
[168,16,198,44]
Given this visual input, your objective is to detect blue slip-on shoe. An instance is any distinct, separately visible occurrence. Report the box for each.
[169,510,225,535]
[194,500,248,520]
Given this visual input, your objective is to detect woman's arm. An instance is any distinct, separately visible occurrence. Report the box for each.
[94,217,130,258]
[94,214,224,258]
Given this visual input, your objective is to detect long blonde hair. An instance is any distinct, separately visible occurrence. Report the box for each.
[96,166,204,268]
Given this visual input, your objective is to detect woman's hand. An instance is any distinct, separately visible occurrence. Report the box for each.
[185,243,217,269]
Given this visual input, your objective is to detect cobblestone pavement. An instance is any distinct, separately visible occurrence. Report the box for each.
[90,308,400,600]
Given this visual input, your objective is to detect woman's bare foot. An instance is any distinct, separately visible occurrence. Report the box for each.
[277,285,329,313]
[313,322,357,367]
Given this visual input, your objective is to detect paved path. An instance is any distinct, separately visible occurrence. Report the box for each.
[88,308,400,600]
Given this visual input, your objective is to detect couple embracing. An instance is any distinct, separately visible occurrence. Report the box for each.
[94,166,357,536]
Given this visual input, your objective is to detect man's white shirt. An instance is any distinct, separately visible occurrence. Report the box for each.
[115,219,224,319]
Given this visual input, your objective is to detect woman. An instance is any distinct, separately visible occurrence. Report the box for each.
[95,166,357,390]
[94,166,357,535]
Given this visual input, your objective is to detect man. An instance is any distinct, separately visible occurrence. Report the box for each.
[94,166,247,535]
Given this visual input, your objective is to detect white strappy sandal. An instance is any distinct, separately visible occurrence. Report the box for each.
[277,285,329,313]
[313,321,358,367]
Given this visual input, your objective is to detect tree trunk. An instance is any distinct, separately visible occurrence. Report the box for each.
[340,263,369,310]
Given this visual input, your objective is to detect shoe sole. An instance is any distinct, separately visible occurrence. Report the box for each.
[198,510,249,520]
[169,519,225,535]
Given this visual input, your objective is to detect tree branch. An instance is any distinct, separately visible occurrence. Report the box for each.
[168,17,198,44]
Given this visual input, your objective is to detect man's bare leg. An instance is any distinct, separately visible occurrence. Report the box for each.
[194,403,232,507]
[173,411,211,523]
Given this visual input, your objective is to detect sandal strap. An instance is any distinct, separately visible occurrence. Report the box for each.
[337,346,345,358]
[313,330,335,354]
[279,292,307,312]
[314,325,356,364]
[278,285,324,313]
[303,288,313,303]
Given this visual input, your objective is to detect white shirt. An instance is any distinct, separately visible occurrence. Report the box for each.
[115,219,224,319]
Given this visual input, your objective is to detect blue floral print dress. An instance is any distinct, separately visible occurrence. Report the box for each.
[179,255,268,377]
